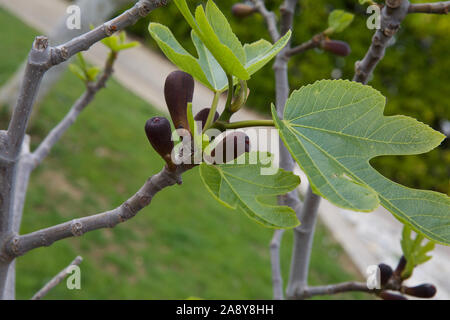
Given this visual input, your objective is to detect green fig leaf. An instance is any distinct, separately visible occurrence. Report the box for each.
[273,80,450,244]
[200,152,300,228]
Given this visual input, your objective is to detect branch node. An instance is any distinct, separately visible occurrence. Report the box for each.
[70,220,84,236]
[386,0,402,9]
[104,24,117,36]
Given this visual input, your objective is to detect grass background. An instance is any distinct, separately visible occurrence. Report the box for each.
[0,7,366,300]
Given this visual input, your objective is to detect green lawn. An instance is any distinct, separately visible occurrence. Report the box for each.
[0,8,366,300]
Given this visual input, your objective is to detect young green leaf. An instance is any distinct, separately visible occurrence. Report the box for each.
[244,30,291,76]
[200,152,300,228]
[194,3,249,79]
[205,0,246,65]
[191,30,228,92]
[401,225,435,278]
[327,10,354,34]
[149,23,212,90]
[68,64,87,82]
[272,80,450,244]
[86,67,100,82]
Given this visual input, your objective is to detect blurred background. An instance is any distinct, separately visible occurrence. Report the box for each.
[0,0,448,299]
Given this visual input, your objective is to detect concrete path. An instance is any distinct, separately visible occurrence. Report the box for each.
[1,0,449,299]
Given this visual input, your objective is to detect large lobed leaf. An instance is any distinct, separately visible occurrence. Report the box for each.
[272,80,450,244]
[200,152,300,228]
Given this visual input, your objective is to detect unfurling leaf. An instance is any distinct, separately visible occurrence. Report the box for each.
[200,152,300,228]
[273,80,450,244]
[327,10,354,34]
[68,64,87,82]
[401,225,435,278]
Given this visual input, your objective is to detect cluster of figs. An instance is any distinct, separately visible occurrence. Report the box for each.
[145,71,250,170]
[377,256,436,300]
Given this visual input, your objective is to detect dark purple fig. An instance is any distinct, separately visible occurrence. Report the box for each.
[211,132,250,164]
[379,291,408,300]
[403,284,436,298]
[145,117,175,169]
[321,40,351,57]
[231,3,256,18]
[164,70,194,132]
[378,263,393,286]
[194,108,219,131]
[394,255,407,278]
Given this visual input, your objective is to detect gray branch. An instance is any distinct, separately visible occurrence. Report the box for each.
[270,229,285,300]
[251,0,280,42]
[353,0,410,84]
[286,187,321,299]
[31,256,83,300]
[408,1,450,14]
[2,165,188,260]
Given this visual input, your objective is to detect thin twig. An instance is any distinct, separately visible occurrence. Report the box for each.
[31,256,83,300]
[251,0,280,42]
[270,229,285,300]
[32,52,117,167]
[408,1,450,14]
[285,33,324,58]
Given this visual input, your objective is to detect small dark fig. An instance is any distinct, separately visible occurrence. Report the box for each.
[164,70,194,132]
[194,108,219,131]
[231,3,256,18]
[378,263,393,286]
[394,255,407,278]
[403,284,437,298]
[211,132,250,164]
[379,291,408,300]
[145,117,175,169]
[321,40,351,57]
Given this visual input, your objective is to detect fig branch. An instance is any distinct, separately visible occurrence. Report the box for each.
[408,1,450,14]
[10,49,119,251]
[0,165,190,260]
